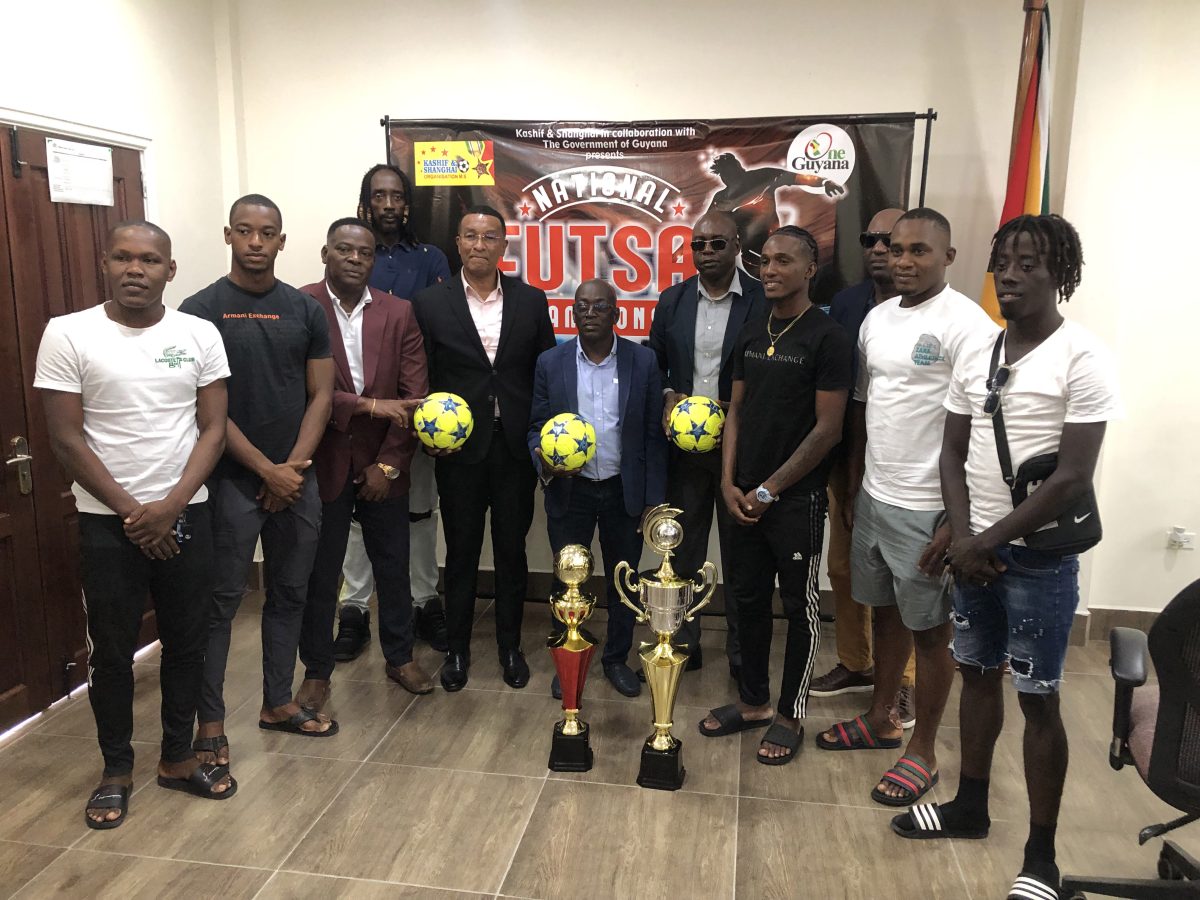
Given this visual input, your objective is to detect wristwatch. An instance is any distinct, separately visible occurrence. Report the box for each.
[375,463,400,481]
[755,485,778,504]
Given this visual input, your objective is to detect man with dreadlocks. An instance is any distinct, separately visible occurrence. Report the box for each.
[893,214,1119,900]
[697,226,851,766]
[333,165,452,663]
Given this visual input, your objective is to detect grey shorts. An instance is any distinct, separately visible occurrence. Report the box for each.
[850,491,950,632]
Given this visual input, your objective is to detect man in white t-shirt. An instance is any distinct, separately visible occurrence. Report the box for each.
[817,209,997,812]
[35,221,234,830]
[892,215,1119,900]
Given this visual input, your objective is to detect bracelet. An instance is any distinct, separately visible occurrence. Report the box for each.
[370,398,377,418]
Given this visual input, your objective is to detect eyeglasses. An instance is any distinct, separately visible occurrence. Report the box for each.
[859,232,892,250]
[459,232,503,245]
[573,301,614,318]
[983,364,1012,417]
[690,238,729,252]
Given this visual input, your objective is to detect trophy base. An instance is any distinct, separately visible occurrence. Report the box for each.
[548,720,594,773]
[636,738,686,791]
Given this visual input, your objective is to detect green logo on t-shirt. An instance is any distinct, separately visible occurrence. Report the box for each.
[155,345,196,369]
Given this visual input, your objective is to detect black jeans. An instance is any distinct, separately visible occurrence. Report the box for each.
[78,504,213,777]
[729,489,826,720]
[301,476,413,678]
[666,446,739,664]
[199,473,321,720]
[545,475,642,666]
[436,427,536,656]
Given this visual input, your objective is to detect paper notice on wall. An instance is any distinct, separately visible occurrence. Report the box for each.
[46,138,114,206]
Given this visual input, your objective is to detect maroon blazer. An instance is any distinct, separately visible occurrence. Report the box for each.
[301,281,428,501]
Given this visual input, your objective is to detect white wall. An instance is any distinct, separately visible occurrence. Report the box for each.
[1061,0,1200,611]
[0,0,229,303]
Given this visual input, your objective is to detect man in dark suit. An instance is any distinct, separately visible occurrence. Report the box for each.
[648,210,765,679]
[529,279,668,697]
[411,205,556,692]
[298,218,432,707]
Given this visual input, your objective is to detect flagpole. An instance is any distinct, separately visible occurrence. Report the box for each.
[1009,0,1047,170]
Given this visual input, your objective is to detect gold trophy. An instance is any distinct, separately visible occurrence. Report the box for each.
[547,544,599,772]
[615,505,717,790]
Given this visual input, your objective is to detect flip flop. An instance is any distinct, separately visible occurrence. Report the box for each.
[816,714,903,751]
[84,783,130,830]
[890,802,990,840]
[1008,872,1071,900]
[872,754,938,807]
[757,722,802,766]
[157,762,238,800]
[698,704,773,737]
[258,708,339,737]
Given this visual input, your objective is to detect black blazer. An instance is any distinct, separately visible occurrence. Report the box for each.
[412,273,556,465]
[648,270,765,403]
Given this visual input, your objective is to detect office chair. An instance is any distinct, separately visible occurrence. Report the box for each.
[1063,578,1200,898]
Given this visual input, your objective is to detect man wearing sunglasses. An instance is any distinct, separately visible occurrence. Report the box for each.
[529,279,668,697]
[817,209,995,810]
[894,215,1118,900]
[811,208,918,720]
[411,205,556,692]
[648,210,765,680]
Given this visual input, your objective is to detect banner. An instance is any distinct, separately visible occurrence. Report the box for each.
[387,115,916,339]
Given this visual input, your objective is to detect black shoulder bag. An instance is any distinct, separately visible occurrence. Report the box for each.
[987,331,1102,556]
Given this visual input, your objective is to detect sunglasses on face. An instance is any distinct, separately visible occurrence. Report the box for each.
[573,301,614,318]
[690,238,729,252]
[858,232,892,250]
[983,364,1012,417]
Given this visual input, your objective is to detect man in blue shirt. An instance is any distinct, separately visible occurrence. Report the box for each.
[529,279,668,697]
[334,165,453,661]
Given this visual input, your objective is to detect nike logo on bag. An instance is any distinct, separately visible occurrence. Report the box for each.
[1074,513,1092,524]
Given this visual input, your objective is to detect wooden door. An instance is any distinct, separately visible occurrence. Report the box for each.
[0,126,151,721]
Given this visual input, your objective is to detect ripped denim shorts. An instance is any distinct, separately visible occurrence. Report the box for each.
[950,545,1080,695]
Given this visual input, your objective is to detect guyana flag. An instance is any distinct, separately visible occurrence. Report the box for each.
[982,1,1052,323]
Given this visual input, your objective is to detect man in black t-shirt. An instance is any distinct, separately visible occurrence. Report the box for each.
[180,194,336,774]
[697,226,851,767]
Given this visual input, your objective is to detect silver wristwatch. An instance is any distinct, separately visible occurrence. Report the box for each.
[755,485,777,504]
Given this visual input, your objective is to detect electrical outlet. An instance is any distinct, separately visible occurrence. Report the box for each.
[1167,527,1196,550]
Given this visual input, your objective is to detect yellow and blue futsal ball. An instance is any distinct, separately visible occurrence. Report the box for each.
[668,395,725,453]
[414,392,474,451]
[539,413,597,472]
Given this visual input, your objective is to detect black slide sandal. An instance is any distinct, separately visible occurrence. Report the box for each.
[157,763,238,800]
[84,783,130,830]
[698,704,773,737]
[258,708,339,737]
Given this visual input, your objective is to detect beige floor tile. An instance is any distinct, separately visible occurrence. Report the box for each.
[74,750,358,867]
[370,688,556,778]
[259,871,481,898]
[548,699,741,797]
[0,733,159,847]
[284,764,541,892]
[0,841,62,899]
[17,848,270,898]
[736,796,968,898]
[501,779,737,900]
[222,678,415,763]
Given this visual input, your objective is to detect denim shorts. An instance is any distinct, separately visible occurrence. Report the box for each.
[950,544,1080,695]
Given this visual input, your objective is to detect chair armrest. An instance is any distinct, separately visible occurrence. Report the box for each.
[1110,627,1149,687]
[1109,626,1149,770]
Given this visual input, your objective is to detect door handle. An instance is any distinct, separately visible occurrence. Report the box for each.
[6,436,32,495]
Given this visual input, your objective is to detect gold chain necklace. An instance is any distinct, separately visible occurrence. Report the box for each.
[765,306,809,356]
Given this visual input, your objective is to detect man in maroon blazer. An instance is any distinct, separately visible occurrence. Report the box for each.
[297,217,432,702]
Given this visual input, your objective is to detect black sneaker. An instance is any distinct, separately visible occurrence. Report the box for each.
[414,597,449,652]
[333,608,370,662]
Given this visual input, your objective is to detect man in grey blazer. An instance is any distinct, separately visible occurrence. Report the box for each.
[647,210,765,679]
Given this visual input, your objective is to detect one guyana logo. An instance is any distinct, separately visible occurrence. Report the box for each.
[786,123,856,191]
[155,345,195,369]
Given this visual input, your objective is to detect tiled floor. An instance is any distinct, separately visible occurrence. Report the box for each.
[1,594,1196,899]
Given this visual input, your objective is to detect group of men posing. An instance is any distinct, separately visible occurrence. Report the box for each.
[35,161,1117,900]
